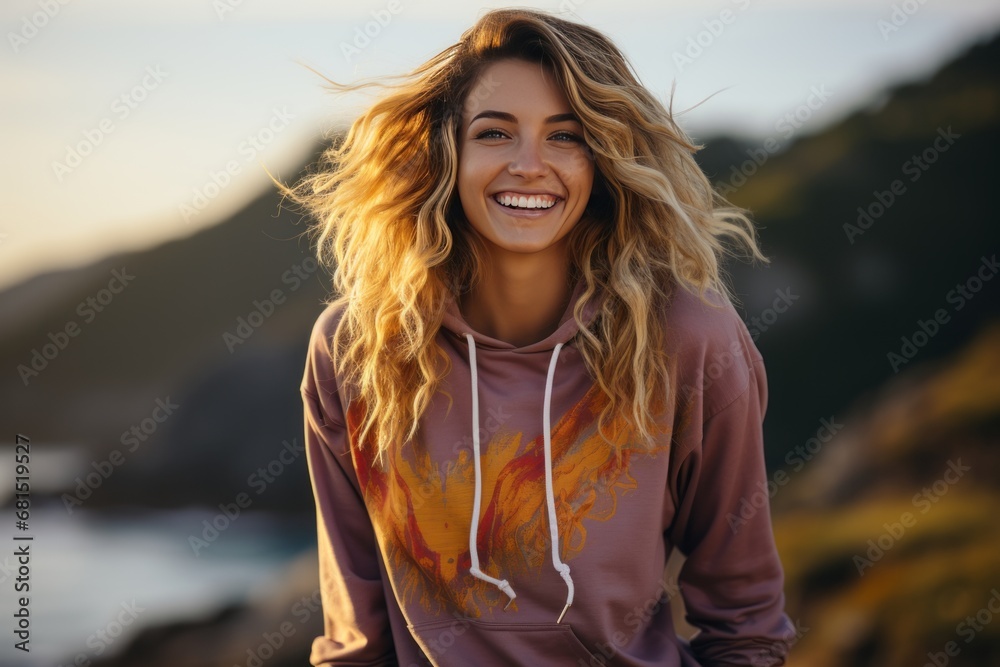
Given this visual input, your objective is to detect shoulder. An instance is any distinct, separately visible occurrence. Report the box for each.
[659,281,765,423]
[301,297,351,402]
[309,296,350,345]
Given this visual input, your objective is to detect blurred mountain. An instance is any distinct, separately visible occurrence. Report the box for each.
[773,321,1000,666]
[0,144,332,511]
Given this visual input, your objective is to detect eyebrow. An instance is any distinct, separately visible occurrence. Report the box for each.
[469,110,581,125]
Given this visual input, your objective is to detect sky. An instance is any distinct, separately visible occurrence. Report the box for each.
[2,0,999,292]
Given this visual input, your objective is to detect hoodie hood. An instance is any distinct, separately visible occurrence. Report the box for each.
[440,278,605,353]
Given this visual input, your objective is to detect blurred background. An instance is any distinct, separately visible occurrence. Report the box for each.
[1,1,999,665]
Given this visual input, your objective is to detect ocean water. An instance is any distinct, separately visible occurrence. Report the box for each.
[1,502,312,667]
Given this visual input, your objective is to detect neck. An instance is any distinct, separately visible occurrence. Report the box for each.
[459,253,575,347]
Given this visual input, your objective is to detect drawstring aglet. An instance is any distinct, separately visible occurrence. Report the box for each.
[557,602,571,624]
[497,579,516,611]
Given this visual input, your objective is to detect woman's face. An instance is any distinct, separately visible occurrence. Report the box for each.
[457,58,594,259]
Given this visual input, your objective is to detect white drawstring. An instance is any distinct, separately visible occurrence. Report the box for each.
[464,333,575,623]
[466,333,516,609]
[543,342,574,623]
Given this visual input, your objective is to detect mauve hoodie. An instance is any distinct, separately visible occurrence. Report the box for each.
[300,278,795,666]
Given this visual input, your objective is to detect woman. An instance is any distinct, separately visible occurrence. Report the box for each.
[286,8,795,666]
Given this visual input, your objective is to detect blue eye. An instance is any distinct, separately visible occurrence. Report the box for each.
[552,131,583,143]
[475,129,507,140]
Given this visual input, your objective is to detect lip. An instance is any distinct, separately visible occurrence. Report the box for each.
[491,190,563,198]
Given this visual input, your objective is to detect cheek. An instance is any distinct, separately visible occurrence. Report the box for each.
[457,167,486,215]
[561,151,594,187]
[566,168,595,198]
[458,154,489,188]
[456,160,475,193]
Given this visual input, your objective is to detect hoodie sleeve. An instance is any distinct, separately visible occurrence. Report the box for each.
[301,307,399,666]
[668,352,796,666]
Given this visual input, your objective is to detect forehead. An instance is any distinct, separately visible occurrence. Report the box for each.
[461,58,571,121]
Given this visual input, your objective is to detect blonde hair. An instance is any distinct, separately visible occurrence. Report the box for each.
[277,7,769,462]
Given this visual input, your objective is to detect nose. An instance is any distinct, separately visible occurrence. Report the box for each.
[508,138,547,178]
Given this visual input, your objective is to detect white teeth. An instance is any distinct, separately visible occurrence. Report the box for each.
[495,194,557,209]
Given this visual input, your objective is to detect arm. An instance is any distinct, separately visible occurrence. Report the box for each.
[301,311,398,666]
[669,354,796,666]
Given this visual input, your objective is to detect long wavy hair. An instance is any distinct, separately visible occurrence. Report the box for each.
[277,7,769,463]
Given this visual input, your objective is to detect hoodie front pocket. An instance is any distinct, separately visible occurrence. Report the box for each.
[408,618,603,667]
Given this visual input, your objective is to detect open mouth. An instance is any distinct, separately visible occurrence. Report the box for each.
[492,194,561,210]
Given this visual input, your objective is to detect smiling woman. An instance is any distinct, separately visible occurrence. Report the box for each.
[278,7,794,666]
